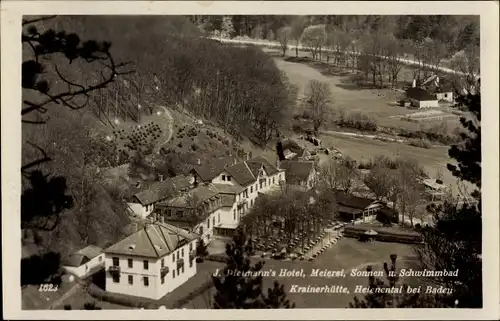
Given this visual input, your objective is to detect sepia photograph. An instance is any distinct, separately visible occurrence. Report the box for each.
[2,1,499,320]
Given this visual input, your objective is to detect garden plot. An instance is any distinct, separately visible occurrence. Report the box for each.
[400,109,458,123]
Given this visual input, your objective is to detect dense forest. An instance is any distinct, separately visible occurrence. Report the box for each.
[21,15,295,268]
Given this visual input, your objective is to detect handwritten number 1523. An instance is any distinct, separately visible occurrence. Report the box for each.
[39,283,58,292]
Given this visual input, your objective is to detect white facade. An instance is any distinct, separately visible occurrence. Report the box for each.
[63,254,105,278]
[435,92,454,103]
[127,202,154,219]
[105,240,197,300]
[410,98,439,109]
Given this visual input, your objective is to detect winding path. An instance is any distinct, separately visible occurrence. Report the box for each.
[152,105,174,153]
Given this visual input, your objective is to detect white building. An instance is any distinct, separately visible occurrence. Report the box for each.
[153,183,224,244]
[103,222,198,300]
[62,245,105,278]
[182,155,286,237]
[278,160,318,190]
[405,87,439,109]
[126,176,191,219]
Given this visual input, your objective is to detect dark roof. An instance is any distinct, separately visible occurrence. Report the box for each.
[161,184,220,208]
[248,156,280,176]
[337,205,362,215]
[134,176,190,206]
[192,156,235,182]
[104,222,197,258]
[220,194,236,207]
[226,162,256,186]
[279,160,314,185]
[334,190,376,210]
[212,183,245,195]
[405,87,436,101]
[63,245,103,267]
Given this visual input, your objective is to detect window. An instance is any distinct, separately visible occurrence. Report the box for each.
[128,259,133,268]
[233,210,236,220]
[98,256,102,262]
[182,265,185,273]
[250,186,253,193]
[112,257,119,267]
[173,270,176,279]
[128,275,133,285]
[227,176,231,182]
[273,177,275,184]
[161,276,165,284]
[181,248,184,257]
[222,175,226,181]
[189,243,193,252]
[172,253,176,262]
[144,277,149,287]
[213,217,215,227]
[207,219,210,229]
[161,258,164,267]
[259,182,262,189]
[190,258,193,268]
[112,273,120,283]
[199,226,204,235]
[218,213,220,223]
[143,260,149,270]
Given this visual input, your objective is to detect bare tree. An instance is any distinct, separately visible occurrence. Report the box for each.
[301,24,327,60]
[277,26,292,57]
[304,80,333,133]
[290,16,307,58]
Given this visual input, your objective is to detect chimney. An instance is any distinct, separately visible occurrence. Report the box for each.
[412,79,416,88]
[197,159,201,165]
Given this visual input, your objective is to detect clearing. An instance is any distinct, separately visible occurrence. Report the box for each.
[272,54,460,132]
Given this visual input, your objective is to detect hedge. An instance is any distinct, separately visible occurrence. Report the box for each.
[205,254,227,263]
[170,278,214,309]
[87,283,158,309]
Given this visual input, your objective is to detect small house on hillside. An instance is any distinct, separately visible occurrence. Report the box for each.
[279,160,317,190]
[62,245,104,278]
[281,139,310,161]
[420,75,455,103]
[405,87,439,109]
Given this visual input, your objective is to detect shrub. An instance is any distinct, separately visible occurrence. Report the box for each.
[63,304,72,310]
[408,138,432,149]
[177,142,183,148]
[191,144,198,151]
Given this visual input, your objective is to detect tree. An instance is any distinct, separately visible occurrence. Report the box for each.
[290,16,307,57]
[83,301,102,310]
[447,93,481,196]
[301,25,327,60]
[220,16,235,39]
[304,80,333,133]
[212,229,295,308]
[195,238,209,262]
[415,92,482,308]
[277,26,292,57]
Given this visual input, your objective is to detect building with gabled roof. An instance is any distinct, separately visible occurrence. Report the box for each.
[279,160,318,190]
[127,175,191,219]
[62,245,104,278]
[405,87,439,109]
[103,222,198,300]
[185,155,286,237]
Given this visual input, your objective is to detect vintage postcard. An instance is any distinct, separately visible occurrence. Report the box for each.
[2,1,499,320]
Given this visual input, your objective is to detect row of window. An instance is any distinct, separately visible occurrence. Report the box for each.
[206,213,220,229]
[236,174,281,202]
[221,174,232,182]
[112,243,194,271]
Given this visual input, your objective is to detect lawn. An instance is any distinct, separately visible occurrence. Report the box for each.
[272,54,460,132]
[317,131,475,197]
[182,238,419,309]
